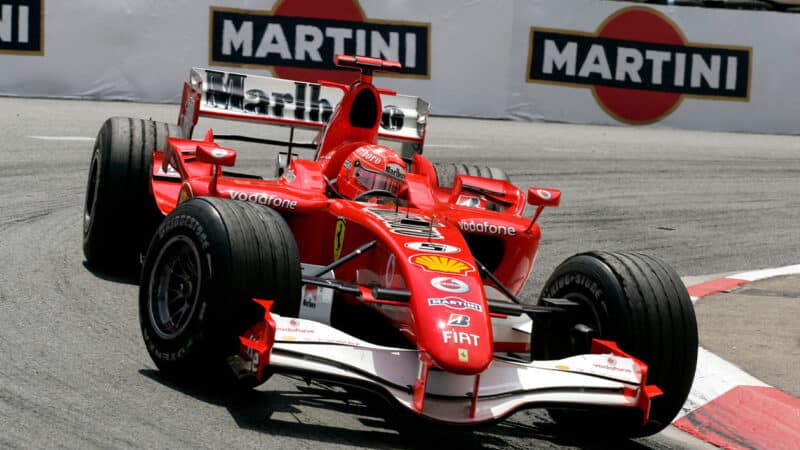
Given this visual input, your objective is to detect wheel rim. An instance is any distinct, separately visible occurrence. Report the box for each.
[559,291,606,353]
[564,292,603,330]
[83,150,100,235]
[148,235,202,340]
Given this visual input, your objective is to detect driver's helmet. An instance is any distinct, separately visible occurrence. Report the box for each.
[337,145,407,199]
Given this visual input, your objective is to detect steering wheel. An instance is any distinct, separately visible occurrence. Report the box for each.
[353,189,397,202]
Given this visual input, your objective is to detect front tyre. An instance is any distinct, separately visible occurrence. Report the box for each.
[139,197,301,386]
[539,251,698,437]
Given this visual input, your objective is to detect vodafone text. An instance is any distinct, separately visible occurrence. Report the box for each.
[460,220,517,236]
[228,190,298,210]
[355,147,381,165]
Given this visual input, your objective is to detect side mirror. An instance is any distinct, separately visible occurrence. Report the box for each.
[525,187,561,232]
[196,143,236,167]
[527,187,561,207]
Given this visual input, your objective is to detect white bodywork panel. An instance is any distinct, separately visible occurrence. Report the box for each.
[185,68,429,145]
[298,264,335,325]
[269,315,645,424]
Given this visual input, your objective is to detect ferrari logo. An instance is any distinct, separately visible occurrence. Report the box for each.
[333,218,346,260]
[410,255,474,275]
[458,348,469,362]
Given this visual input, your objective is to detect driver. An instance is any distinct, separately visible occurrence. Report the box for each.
[336,145,407,200]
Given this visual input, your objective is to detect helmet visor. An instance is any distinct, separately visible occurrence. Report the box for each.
[354,163,404,194]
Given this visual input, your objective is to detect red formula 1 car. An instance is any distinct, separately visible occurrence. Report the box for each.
[83,56,697,437]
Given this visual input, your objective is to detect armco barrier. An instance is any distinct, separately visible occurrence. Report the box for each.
[1,0,798,133]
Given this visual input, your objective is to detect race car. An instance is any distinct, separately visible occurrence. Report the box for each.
[82,55,697,437]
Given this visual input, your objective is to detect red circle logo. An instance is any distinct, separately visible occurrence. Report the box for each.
[593,8,686,124]
[272,0,365,84]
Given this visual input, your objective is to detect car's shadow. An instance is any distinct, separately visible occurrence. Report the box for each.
[140,369,654,450]
[82,260,140,285]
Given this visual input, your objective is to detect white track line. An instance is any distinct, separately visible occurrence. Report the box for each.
[731,264,800,282]
[424,143,477,149]
[29,136,94,141]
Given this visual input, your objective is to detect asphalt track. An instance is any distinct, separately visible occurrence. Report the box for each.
[1,97,798,449]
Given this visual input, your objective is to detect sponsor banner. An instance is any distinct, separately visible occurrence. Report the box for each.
[0,0,43,55]
[528,27,749,100]
[0,0,511,118]
[525,6,750,124]
[509,0,799,132]
[209,3,430,78]
[1,0,799,133]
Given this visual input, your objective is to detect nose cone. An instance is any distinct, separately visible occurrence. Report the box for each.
[416,296,494,374]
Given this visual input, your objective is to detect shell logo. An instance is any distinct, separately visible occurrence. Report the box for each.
[410,255,474,275]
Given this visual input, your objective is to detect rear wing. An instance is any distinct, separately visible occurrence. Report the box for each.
[178,68,429,149]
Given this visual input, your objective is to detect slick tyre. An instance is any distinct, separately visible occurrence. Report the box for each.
[139,197,301,387]
[83,117,184,271]
[432,163,509,189]
[539,251,698,438]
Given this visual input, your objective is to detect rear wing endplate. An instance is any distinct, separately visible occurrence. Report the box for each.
[179,68,429,148]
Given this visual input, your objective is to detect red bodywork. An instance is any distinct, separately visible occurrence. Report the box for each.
[157,56,556,377]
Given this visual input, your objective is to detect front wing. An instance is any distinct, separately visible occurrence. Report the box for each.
[238,300,661,424]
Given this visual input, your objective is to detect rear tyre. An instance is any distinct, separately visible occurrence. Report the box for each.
[139,197,301,387]
[83,117,183,271]
[539,251,697,437]
[431,162,509,188]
